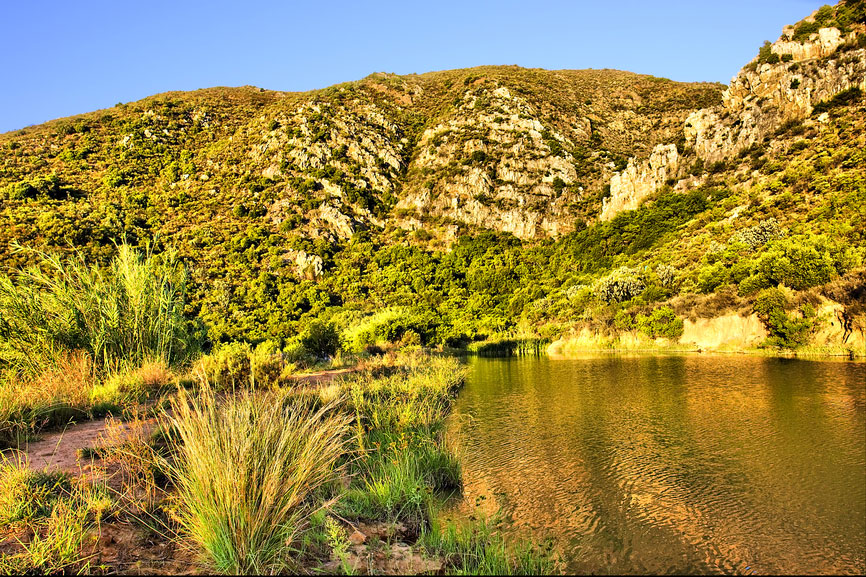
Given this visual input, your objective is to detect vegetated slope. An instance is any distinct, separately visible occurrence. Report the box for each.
[0,1,864,352]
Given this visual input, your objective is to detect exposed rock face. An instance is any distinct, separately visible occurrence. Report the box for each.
[397,84,590,239]
[687,40,865,163]
[679,313,768,351]
[772,26,847,61]
[600,14,865,221]
[282,249,324,279]
[600,144,678,221]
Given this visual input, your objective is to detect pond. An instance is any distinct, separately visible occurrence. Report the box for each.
[448,354,866,574]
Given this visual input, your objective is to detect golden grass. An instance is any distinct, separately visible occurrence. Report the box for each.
[161,383,352,574]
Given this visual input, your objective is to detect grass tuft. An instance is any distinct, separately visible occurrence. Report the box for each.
[161,382,352,574]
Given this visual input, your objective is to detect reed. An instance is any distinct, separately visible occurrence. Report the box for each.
[161,383,352,574]
[0,242,203,376]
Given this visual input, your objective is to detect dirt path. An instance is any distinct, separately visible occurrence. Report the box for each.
[9,417,158,473]
[285,366,361,387]
[11,366,361,473]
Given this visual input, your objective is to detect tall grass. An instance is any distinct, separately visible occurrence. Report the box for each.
[344,355,464,431]
[466,336,548,357]
[336,356,465,530]
[0,242,203,375]
[162,383,352,574]
[421,516,556,575]
[0,352,94,446]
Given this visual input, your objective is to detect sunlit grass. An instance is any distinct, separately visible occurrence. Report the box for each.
[161,382,352,574]
[420,515,556,575]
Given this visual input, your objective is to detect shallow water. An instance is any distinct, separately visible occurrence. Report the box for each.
[448,355,866,574]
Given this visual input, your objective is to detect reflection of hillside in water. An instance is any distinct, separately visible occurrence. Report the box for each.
[448,355,866,574]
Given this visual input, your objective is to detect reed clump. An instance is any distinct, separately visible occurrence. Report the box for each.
[161,383,352,574]
[0,243,203,376]
[0,243,202,445]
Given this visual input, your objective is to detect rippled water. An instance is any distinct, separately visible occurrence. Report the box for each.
[448,355,866,574]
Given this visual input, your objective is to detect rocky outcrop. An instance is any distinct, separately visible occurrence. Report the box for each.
[600,144,679,221]
[397,84,588,239]
[282,249,324,279]
[771,26,848,62]
[679,313,768,351]
[600,13,865,220]
[687,37,865,163]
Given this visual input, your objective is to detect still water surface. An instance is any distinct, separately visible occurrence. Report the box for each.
[449,355,866,574]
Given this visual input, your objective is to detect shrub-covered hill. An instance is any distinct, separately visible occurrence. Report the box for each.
[0,1,864,353]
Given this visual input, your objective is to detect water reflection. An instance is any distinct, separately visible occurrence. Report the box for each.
[449,355,866,574]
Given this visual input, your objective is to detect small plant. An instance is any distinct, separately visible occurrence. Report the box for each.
[324,516,354,574]
[301,321,341,359]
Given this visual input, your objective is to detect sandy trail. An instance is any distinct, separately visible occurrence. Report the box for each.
[11,417,158,472]
[10,366,361,472]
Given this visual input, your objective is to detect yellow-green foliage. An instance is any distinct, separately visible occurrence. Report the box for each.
[344,355,463,431]
[420,515,556,575]
[0,455,105,574]
[162,383,352,574]
[0,243,203,375]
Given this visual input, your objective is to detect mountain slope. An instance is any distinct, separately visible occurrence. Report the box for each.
[1,1,864,352]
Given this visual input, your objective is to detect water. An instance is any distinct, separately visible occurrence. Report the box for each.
[448,355,866,574]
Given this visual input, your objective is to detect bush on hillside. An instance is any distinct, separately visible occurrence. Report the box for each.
[753,287,818,349]
[594,267,646,303]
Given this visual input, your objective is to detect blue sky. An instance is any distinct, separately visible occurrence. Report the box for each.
[0,0,825,133]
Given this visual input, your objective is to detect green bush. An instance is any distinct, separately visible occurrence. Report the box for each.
[812,87,863,115]
[195,342,251,389]
[697,262,729,293]
[755,235,854,290]
[301,321,341,358]
[635,306,685,339]
[753,288,817,349]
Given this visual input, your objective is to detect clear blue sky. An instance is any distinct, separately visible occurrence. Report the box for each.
[0,0,825,133]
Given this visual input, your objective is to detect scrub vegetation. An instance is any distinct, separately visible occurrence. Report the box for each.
[0,3,864,573]
[0,245,552,573]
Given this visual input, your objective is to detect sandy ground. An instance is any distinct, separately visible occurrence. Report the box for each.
[16,417,158,473]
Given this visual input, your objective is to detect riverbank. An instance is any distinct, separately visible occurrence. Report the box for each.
[0,352,555,574]
[547,330,865,359]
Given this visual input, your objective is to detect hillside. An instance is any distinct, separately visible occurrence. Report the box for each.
[1,1,864,354]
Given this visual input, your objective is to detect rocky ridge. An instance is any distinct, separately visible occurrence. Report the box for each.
[600,4,866,221]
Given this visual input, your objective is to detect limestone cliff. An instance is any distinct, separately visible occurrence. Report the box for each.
[600,4,866,221]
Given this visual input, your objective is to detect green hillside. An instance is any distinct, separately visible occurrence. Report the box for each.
[1,1,864,355]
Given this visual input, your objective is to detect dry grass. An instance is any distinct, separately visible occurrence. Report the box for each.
[0,352,94,446]
[161,383,353,574]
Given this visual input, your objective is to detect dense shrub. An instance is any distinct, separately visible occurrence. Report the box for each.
[301,321,341,358]
[594,267,646,303]
[635,306,685,339]
[730,218,784,251]
[753,288,817,349]
[812,87,863,115]
[3,175,64,201]
[755,235,855,290]
[194,342,252,389]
